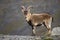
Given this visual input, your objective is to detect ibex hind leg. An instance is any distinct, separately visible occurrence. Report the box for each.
[47,17,52,36]
[44,19,52,36]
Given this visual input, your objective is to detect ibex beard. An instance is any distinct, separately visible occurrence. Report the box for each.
[21,6,53,36]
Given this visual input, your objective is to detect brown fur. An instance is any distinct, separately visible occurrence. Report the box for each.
[30,13,51,25]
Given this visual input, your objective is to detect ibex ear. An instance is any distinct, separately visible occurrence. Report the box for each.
[21,6,25,12]
[21,6,25,9]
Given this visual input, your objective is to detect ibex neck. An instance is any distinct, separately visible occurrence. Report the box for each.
[26,12,32,21]
[27,12,32,16]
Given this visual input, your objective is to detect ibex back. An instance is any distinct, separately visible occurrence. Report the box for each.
[21,6,53,36]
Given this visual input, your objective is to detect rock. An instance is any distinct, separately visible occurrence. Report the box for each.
[51,27,60,35]
[0,35,41,40]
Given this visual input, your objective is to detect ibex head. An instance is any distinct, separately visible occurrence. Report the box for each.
[21,6,32,15]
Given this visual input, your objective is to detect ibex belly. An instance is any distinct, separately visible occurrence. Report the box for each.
[32,18,44,26]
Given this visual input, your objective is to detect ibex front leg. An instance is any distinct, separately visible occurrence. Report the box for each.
[31,25,37,36]
[33,26,37,35]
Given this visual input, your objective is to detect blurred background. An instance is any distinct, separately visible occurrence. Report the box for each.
[0,0,60,36]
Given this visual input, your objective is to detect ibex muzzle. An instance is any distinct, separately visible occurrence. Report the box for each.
[21,6,53,36]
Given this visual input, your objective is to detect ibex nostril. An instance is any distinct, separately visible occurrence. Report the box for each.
[24,11,28,15]
[24,11,28,13]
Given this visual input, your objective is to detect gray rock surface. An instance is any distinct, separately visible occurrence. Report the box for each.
[0,35,41,40]
[52,27,60,35]
[0,35,60,40]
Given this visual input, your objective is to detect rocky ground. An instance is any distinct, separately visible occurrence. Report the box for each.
[0,35,60,40]
[0,27,60,40]
[0,35,41,40]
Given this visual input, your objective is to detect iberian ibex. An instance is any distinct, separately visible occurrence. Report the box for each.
[21,6,53,36]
